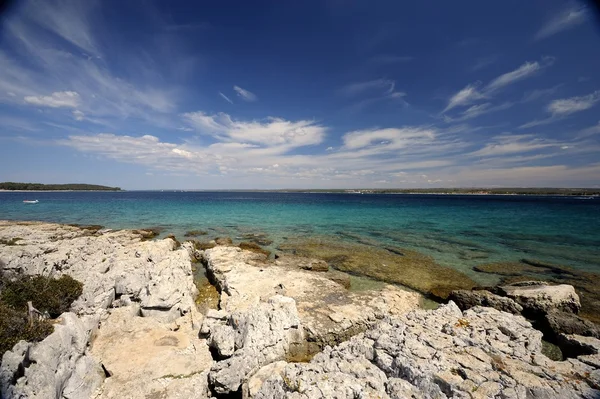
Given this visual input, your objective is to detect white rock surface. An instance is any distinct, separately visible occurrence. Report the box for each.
[500,281,581,315]
[0,313,104,399]
[0,221,211,399]
[207,295,304,395]
[202,246,421,347]
[252,302,600,399]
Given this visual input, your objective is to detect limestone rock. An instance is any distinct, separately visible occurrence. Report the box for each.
[203,246,421,348]
[251,303,600,399]
[89,306,213,399]
[541,309,600,340]
[0,221,208,399]
[208,296,304,395]
[499,281,581,315]
[0,313,104,399]
[275,253,328,272]
[449,289,523,314]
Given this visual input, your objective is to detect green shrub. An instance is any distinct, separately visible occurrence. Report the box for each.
[1,275,83,318]
[0,302,53,357]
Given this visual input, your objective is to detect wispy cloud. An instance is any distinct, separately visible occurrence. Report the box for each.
[547,91,600,115]
[442,57,554,117]
[521,85,562,102]
[442,83,485,113]
[486,58,554,92]
[233,85,258,102]
[72,110,85,121]
[444,102,513,122]
[468,134,562,157]
[219,92,234,104]
[0,0,179,125]
[578,121,600,138]
[534,6,588,41]
[520,91,600,129]
[24,91,81,108]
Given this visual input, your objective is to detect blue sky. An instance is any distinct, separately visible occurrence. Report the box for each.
[0,0,599,189]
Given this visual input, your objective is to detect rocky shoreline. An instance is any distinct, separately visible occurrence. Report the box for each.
[1,221,599,398]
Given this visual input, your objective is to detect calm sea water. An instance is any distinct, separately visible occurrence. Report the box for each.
[1,191,599,284]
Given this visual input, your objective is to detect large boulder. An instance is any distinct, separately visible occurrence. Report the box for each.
[498,281,581,316]
[449,289,523,314]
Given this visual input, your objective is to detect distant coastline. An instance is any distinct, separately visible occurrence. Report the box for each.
[128,188,600,196]
[0,182,122,191]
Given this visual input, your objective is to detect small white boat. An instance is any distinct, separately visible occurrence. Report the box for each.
[23,200,39,204]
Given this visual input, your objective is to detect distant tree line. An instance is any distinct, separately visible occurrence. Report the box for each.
[0,182,122,191]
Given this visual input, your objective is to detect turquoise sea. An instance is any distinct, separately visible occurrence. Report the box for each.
[1,191,599,285]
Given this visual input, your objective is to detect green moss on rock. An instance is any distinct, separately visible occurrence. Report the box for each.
[239,241,271,257]
[279,237,477,299]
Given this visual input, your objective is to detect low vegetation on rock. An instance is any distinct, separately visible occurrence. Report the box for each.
[0,274,83,357]
[1,274,83,318]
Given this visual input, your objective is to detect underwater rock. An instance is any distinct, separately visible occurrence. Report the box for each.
[239,242,271,258]
[278,237,477,299]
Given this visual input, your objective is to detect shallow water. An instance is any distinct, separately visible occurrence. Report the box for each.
[1,191,599,285]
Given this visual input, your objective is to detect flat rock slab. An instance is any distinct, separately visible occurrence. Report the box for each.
[203,246,421,347]
[90,307,213,399]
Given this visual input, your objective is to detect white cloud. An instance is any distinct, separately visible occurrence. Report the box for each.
[535,6,588,41]
[21,0,99,56]
[219,92,233,104]
[469,134,561,157]
[485,59,553,92]
[547,91,600,115]
[520,91,600,129]
[24,91,81,108]
[445,102,513,122]
[443,57,554,115]
[72,109,85,121]
[342,127,435,150]
[442,83,485,113]
[182,111,326,148]
[0,1,178,125]
[233,85,257,102]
